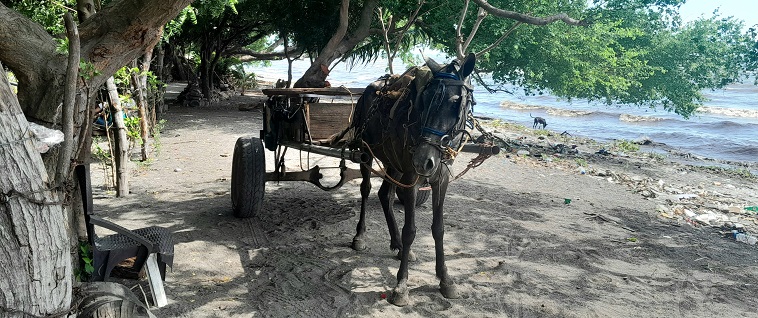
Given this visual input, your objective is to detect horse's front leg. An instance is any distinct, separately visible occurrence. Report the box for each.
[389,173,418,307]
[431,169,459,299]
[352,163,373,251]
[378,169,417,261]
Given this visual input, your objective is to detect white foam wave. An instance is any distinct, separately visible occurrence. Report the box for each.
[619,114,664,122]
[699,106,758,118]
[546,109,594,117]
[499,100,542,110]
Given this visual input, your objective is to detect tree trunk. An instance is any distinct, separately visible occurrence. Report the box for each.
[155,43,165,82]
[106,77,129,197]
[199,38,212,99]
[294,0,379,88]
[130,60,150,161]
[0,63,71,318]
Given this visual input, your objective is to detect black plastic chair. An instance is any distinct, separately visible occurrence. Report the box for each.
[76,164,174,306]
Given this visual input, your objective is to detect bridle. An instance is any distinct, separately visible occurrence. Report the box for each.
[415,70,474,162]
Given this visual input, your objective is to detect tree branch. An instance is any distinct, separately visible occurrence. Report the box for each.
[455,0,471,58]
[230,47,303,62]
[469,0,587,26]
[475,21,522,57]
[460,7,488,59]
[56,13,80,187]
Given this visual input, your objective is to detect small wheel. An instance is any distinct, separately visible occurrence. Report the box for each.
[396,185,431,207]
[231,136,265,218]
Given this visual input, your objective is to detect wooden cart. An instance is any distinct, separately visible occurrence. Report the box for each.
[230,87,496,218]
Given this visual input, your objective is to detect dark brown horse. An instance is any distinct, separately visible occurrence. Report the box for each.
[348,53,476,306]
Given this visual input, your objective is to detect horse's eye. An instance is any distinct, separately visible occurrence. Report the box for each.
[449,95,460,103]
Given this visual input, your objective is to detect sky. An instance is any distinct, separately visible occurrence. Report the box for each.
[679,0,758,28]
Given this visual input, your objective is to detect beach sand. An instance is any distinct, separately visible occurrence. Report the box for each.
[92,90,758,317]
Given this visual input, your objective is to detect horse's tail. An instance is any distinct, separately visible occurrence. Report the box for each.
[529,113,535,118]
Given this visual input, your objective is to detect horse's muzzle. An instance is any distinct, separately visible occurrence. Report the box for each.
[412,143,441,177]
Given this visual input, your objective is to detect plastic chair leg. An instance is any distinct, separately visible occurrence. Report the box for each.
[145,253,168,307]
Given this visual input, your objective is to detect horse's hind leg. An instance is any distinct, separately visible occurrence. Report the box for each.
[352,163,373,251]
[378,169,416,261]
[431,171,459,299]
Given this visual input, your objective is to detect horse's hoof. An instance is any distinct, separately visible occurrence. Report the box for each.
[440,282,460,299]
[352,238,367,251]
[395,250,417,262]
[390,287,410,307]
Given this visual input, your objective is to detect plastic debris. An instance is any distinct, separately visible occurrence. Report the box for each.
[28,122,64,153]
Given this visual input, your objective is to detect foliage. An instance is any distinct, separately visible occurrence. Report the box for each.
[1,0,75,34]
[75,241,94,281]
[151,119,167,155]
[612,139,640,153]
[78,60,101,80]
[92,138,111,162]
[230,62,257,92]
[699,165,756,180]
[416,0,755,118]
[124,116,142,145]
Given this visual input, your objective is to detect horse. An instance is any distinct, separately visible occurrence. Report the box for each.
[347,53,476,306]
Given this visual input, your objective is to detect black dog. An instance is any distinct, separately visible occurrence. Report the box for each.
[530,113,547,129]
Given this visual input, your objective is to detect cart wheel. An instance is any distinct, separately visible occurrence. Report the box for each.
[231,136,265,218]
[397,186,431,207]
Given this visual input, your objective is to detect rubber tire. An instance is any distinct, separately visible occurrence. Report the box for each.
[231,136,265,218]
[397,186,431,207]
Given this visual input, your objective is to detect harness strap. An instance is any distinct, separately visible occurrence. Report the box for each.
[422,126,447,136]
[434,72,460,81]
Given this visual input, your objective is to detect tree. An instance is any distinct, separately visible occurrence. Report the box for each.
[421,0,755,118]
[0,0,191,314]
[172,0,275,98]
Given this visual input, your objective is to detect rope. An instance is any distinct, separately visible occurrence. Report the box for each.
[0,136,35,148]
[0,125,34,148]
[452,145,493,182]
[338,85,357,126]
[361,140,419,188]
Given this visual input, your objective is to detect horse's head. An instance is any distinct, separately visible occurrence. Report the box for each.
[411,53,476,177]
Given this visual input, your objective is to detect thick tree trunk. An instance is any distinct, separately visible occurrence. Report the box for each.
[106,77,129,197]
[0,63,71,318]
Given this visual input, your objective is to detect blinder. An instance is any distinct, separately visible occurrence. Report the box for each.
[415,72,474,159]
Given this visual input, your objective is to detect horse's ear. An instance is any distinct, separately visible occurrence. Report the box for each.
[459,53,476,79]
[425,57,442,73]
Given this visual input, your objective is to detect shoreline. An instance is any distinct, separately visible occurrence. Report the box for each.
[473,112,758,175]
[471,115,758,237]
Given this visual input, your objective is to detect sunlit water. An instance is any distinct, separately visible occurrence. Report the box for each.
[248,58,757,164]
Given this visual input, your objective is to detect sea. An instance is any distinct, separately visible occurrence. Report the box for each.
[247,57,758,165]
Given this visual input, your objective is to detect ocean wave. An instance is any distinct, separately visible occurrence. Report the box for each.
[699,106,758,118]
[619,114,665,123]
[546,108,594,117]
[499,100,542,110]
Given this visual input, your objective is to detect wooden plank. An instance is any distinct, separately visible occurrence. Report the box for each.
[307,103,354,140]
[145,254,168,308]
[262,87,364,97]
